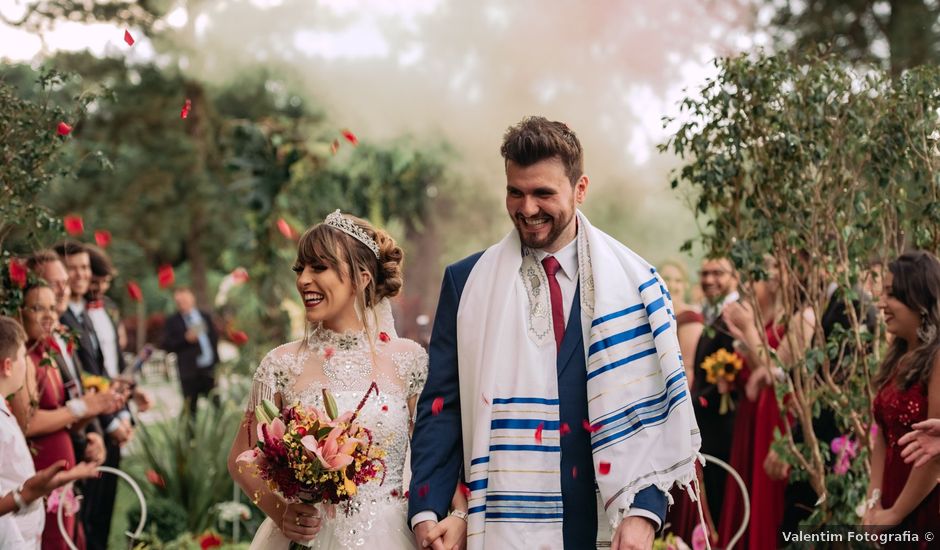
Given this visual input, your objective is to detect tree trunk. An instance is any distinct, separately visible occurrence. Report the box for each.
[888,0,934,76]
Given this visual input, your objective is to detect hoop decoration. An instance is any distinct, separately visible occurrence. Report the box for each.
[58,466,147,550]
[324,209,380,259]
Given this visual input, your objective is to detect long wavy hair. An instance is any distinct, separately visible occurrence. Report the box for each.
[874,250,940,390]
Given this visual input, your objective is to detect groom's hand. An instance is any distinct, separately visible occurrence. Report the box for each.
[611,515,655,550]
[414,520,447,550]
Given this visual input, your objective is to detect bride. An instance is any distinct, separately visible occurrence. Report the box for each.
[228,210,467,549]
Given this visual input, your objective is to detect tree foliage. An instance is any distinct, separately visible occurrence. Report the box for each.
[663,51,940,523]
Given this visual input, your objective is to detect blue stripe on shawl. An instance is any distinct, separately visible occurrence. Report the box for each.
[591,303,644,327]
[468,505,486,515]
[485,512,565,520]
[486,494,562,502]
[586,347,657,381]
[638,277,658,292]
[645,296,665,316]
[652,321,671,338]
[591,390,689,451]
[593,369,686,426]
[490,444,561,453]
[467,479,488,491]
[470,456,490,466]
[587,323,652,357]
[490,419,560,430]
[491,397,560,405]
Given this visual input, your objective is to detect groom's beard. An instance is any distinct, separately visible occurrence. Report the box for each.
[514,210,574,250]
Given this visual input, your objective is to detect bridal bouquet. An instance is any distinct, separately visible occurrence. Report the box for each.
[236,383,386,520]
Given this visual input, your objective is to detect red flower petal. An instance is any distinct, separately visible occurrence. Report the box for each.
[598,461,611,475]
[698,396,708,408]
[229,330,249,346]
[157,264,175,289]
[126,281,143,302]
[9,260,27,289]
[276,218,298,240]
[431,397,444,415]
[379,331,390,343]
[418,483,429,498]
[124,29,135,46]
[324,347,334,360]
[559,422,571,436]
[390,489,399,497]
[231,267,250,284]
[94,230,112,248]
[459,482,471,498]
[145,469,165,488]
[403,490,409,499]
[63,215,84,236]
[534,422,544,444]
[330,139,340,155]
[57,122,73,136]
[582,419,602,433]
[180,98,192,119]
[571,466,578,479]
[341,129,359,146]
[381,405,388,412]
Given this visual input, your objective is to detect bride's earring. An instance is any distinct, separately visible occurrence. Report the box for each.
[917,310,937,344]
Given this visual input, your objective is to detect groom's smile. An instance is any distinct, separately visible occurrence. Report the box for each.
[505,157,588,253]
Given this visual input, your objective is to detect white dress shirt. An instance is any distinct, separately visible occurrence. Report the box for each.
[87,307,119,378]
[0,400,43,549]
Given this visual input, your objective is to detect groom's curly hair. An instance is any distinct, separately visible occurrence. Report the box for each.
[500,116,584,185]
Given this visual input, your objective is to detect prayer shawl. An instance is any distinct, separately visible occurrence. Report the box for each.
[457,212,701,549]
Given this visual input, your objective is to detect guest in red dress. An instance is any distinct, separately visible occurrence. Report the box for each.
[13,284,122,550]
[862,251,940,548]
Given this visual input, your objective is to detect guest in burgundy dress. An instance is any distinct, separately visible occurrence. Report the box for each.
[14,284,122,549]
[863,251,940,547]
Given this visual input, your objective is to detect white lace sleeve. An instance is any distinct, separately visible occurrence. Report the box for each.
[393,344,429,399]
[247,348,290,410]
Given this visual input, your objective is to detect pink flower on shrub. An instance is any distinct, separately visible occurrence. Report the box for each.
[831,435,858,475]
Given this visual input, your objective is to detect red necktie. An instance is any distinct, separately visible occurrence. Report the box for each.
[541,256,565,352]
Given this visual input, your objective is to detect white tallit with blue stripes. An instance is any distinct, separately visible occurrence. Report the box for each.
[456,211,701,549]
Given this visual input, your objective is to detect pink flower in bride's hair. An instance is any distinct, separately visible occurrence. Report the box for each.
[301,426,360,471]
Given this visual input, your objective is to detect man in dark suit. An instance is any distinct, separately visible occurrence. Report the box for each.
[409,117,679,550]
[690,257,739,519]
[54,240,132,550]
[162,286,219,414]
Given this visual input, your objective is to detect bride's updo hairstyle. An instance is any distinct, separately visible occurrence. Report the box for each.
[295,213,404,312]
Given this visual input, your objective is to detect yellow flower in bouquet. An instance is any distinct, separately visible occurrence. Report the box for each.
[700,349,743,414]
[81,374,110,393]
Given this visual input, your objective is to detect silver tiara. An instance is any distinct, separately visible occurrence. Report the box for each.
[324,210,380,259]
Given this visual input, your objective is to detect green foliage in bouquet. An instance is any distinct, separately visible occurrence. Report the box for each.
[663,50,940,524]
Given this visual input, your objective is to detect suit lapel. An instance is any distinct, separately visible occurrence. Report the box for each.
[556,285,583,377]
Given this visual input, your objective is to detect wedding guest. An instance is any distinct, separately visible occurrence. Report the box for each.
[53,240,130,550]
[162,287,220,414]
[862,251,940,546]
[690,257,739,524]
[660,259,704,384]
[13,284,122,549]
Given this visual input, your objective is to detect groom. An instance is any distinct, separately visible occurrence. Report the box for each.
[409,117,701,549]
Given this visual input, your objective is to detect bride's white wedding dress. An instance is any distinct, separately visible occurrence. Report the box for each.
[245,309,426,550]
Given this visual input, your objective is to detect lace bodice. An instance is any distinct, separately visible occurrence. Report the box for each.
[247,329,428,547]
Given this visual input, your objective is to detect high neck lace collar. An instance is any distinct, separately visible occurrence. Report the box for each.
[307,324,370,352]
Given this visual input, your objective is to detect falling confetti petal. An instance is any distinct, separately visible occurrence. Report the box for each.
[231,267,250,284]
[403,490,409,499]
[431,397,444,415]
[598,462,611,475]
[571,466,578,479]
[9,260,27,289]
[582,419,602,433]
[481,394,490,406]
[418,484,429,498]
[180,98,192,119]
[94,230,112,248]
[390,489,399,497]
[330,139,340,155]
[379,332,390,343]
[381,405,388,412]
[57,122,73,136]
[459,483,471,499]
[229,330,249,346]
[324,347,334,360]
[559,422,571,436]
[157,264,175,289]
[126,281,143,302]
[63,215,84,236]
[277,218,298,240]
[534,422,544,444]
[698,396,708,408]
[341,129,359,146]
[124,30,135,46]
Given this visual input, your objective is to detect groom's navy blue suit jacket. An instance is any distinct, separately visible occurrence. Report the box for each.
[408,253,667,548]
